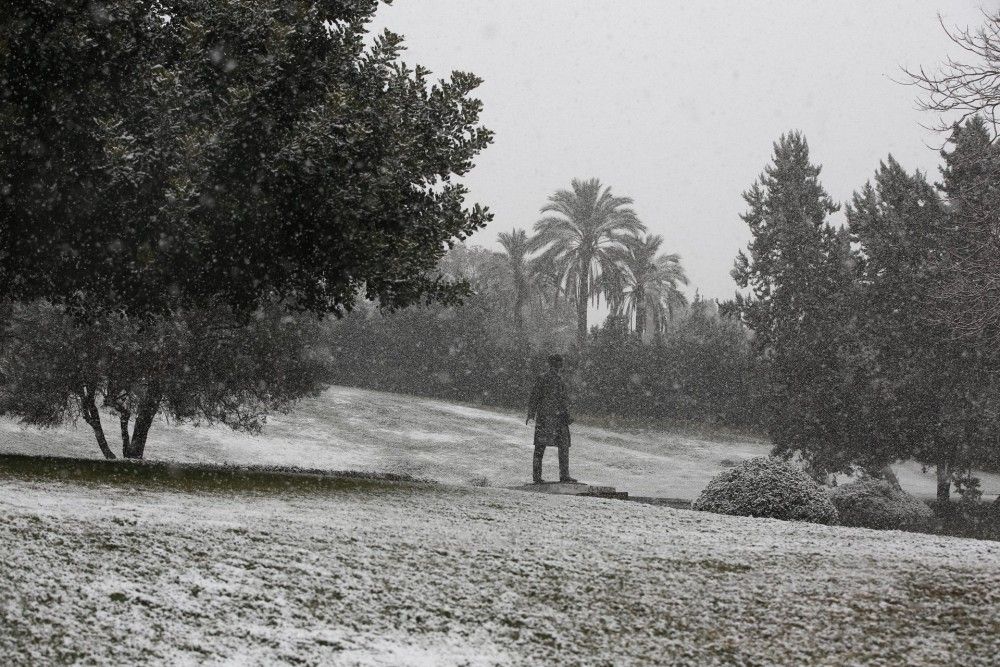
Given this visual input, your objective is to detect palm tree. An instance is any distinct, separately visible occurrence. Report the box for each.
[527,253,566,311]
[497,228,530,328]
[531,178,646,345]
[614,235,689,339]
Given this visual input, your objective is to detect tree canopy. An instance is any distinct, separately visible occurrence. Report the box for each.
[0,0,492,319]
[732,132,855,476]
[0,300,330,459]
[530,178,646,346]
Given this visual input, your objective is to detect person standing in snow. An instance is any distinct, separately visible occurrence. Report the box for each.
[526,354,576,484]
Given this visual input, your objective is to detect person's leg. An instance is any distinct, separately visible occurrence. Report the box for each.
[558,443,571,481]
[558,424,576,482]
[533,443,545,483]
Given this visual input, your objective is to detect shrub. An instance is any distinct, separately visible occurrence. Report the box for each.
[828,479,932,531]
[692,457,838,524]
[927,498,1000,541]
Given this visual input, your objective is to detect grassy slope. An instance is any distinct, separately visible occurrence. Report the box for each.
[1,385,997,500]
[1,457,999,666]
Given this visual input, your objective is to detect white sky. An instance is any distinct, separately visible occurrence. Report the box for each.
[372,1,987,301]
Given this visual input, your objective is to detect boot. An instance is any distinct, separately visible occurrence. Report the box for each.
[558,445,576,483]
[533,447,544,484]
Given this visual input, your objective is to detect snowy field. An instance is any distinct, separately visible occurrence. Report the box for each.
[2,464,1000,666]
[1,385,997,501]
[3,387,1000,665]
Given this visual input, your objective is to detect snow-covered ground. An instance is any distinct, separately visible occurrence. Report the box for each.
[1,385,997,500]
[2,471,999,665]
[3,387,1000,664]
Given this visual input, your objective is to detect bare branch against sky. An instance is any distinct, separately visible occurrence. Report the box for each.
[371,0,984,300]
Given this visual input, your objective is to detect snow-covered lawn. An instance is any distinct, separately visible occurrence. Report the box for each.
[1,463,999,666]
[2,385,995,501]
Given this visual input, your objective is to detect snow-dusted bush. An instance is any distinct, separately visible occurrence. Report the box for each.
[692,457,838,524]
[828,479,932,531]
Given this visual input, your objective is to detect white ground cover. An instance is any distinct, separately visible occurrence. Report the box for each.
[2,385,996,501]
[2,472,999,665]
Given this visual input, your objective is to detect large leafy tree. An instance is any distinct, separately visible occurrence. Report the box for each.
[732,132,856,476]
[530,178,645,346]
[611,234,688,339]
[0,1,492,319]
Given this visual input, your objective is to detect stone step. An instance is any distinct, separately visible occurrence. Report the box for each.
[509,482,628,500]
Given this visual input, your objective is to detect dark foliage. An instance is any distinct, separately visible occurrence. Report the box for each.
[325,263,762,430]
[0,1,491,318]
[847,150,1000,500]
[0,301,330,459]
[573,311,761,427]
[926,499,1000,542]
[828,479,932,531]
[732,132,857,474]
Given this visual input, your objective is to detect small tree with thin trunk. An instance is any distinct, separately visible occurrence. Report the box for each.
[0,301,329,459]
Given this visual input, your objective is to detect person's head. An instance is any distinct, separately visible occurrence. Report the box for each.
[547,354,563,371]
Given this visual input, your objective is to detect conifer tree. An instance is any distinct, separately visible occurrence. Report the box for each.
[849,157,982,499]
[938,117,1000,348]
[847,150,1000,500]
[732,132,855,476]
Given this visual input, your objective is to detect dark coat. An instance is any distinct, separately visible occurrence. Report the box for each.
[527,370,572,448]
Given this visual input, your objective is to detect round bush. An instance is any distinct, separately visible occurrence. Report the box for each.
[692,457,838,524]
[828,479,932,531]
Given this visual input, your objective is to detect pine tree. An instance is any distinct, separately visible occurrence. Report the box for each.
[931,118,1000,498]
[848,157,957,497]
[732,132,855,476]
[938,117,1000,346]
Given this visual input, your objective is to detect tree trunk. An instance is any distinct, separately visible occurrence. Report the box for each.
[119,412,131,458]
[514,276,525,329]
[123,387,160,460]
[634,287,646,340]
[576,263,590,346]
[936,461,952,502]
[80,388,115,460]
[864,464,902,490]
[879,465,902,491]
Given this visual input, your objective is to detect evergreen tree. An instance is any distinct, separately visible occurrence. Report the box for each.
[937,117,1000,348]
[849,158,956,497]
[732,132,855,476]
[0,300,329,459]
[848,151,1000,500]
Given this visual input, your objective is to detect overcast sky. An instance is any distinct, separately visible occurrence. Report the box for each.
[371,1,986,301]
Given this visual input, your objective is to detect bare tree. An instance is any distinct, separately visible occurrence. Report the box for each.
[903,11,1000,133]
[903,14,1000,352]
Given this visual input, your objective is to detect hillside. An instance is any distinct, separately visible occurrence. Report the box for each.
[2,458,999,665]
[1,385,997,501]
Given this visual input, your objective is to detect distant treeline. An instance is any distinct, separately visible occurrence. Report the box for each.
[325,244,761,430]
